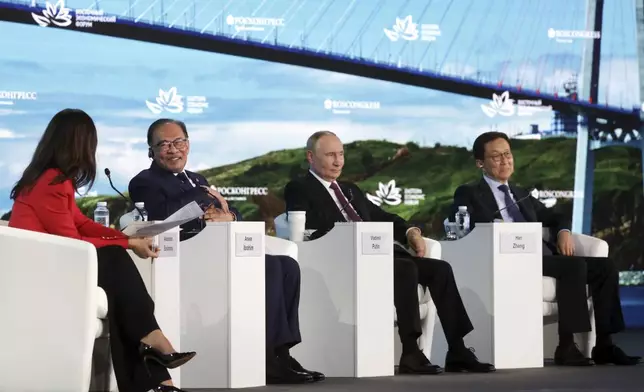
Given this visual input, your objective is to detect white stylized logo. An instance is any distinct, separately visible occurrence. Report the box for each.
[384,16,419,42]
[32,0,72,27]
[323,99,381,115]
[547,28,600,44]
[481,91,516,117]
[145,88,184,114]
[367,180,402,206]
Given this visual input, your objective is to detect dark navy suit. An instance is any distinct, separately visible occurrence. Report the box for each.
[129,161,302,353]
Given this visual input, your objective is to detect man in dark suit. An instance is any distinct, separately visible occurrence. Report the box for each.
[284,131,495,375]
[452,131,640,367]
[129,119,325,384]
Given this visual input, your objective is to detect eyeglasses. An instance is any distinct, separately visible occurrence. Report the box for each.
[486,151,512,163]
[154,138,189,152]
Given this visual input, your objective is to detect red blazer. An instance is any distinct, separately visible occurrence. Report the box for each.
[9,168,129,249]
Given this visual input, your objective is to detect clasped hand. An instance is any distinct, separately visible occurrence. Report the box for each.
[127,237,160,259]
[556,230,575,256]
[407,228,426,257]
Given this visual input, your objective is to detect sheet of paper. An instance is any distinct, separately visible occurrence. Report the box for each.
[122,201,204,237]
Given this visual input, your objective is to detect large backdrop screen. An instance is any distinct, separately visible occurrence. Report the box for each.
[1,0,642,324]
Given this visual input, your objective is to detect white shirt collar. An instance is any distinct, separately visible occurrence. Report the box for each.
[483,174,508,191]
[309,169,334,188]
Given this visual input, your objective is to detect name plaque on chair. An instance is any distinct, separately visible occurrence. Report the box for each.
[499,232,537,254]
[361,232,391,255]
[235,233,263,257]
[157,231,178,258]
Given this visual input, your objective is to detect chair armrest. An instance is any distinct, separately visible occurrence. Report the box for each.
[572,233,609,258]
[0,226,98,391]
[266,235,298,260]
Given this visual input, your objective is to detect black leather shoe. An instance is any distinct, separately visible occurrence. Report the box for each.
[152,385,185,391]
[445,347,496,373]
[139,343,197,369]
[592,345,641,366]
[282,355,326,381]
[554,344,594,366]
[399,350,443,375]
[267,357,314,384]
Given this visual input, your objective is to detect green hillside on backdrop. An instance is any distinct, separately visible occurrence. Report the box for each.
[3,138,643,271]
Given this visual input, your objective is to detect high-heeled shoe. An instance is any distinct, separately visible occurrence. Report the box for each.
[152,384,185,392]
[139,343,196,369]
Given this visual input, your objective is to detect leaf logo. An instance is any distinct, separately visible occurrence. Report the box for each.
[384,16,419,42]
[32,0,73,27]
[366,180,402,206]
[145,87,185,114]
[480,91,516,118]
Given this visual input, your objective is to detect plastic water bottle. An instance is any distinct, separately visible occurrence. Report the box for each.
[94,201,110,227]
[133,202,148,222]
[455,206,470,238]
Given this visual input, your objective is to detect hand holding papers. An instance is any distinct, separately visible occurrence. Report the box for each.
[122,201,204,237]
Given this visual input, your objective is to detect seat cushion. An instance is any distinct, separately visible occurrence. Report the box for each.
[96,287,108,319]
[543,277,557,302]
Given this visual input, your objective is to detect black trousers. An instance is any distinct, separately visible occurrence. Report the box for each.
[265,254,302,351]
[97,246,170,392]
[394,250,474,346]
[543,253,625,336]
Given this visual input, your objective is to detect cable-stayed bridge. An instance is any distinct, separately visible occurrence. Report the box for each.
[1,0,643,234]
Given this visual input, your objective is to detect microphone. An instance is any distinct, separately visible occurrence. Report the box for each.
[104,168,144,218]
[493,187,536,220]
[338,188,355,215]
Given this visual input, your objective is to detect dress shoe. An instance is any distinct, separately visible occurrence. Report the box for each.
[281,355,326,381]
[151,384,185,391]
[399,350,443,375]
[592,345,641,366]
[554,344,594,366]
[139,343,197,369]
[267,356,314,384]
[445,347,496,373]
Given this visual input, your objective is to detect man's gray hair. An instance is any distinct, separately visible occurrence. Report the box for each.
[306,130,337,151]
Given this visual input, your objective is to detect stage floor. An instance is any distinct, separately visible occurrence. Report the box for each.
[187,330,643,392]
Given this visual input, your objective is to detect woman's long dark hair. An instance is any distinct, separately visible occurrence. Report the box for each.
[10,109,98,199]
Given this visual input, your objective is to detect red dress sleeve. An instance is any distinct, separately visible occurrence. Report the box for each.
[32,179,129,249]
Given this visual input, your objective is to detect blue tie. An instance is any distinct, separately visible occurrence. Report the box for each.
[498,184,526,222]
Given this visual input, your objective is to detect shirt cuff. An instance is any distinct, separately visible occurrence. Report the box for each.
[557,229,571,237]
[406,227,422,237]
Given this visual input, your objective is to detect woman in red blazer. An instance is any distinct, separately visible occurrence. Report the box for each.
[9,109,195,392]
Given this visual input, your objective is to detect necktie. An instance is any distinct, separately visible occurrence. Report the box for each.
[498,184,526,222]
[329,182,362,222]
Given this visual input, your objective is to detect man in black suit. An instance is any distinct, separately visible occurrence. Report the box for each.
[452,131,640,366]
[129,119,325,384]
[284,131,495,375]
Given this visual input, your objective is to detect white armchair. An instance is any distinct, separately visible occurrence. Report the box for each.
[542,229,603,358]
[273,213,438,357]
[0,223,105,392]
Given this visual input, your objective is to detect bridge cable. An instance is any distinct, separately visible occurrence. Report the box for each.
[461,0,495,79]
[292,0,335,48]
[260,0,305,43]
[394,0,434,63]
[535,0,558,93]
[619,0,629,108]
[497,0,531,86]
[200,0,236,34]
[368,0,411,60]
[345,0,386,57]
[416,0,453,71]
[437,0,470,73]
[517,1,546,90]
[316,0,358,53]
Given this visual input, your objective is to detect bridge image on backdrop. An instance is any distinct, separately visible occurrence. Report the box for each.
[6,0,644,234]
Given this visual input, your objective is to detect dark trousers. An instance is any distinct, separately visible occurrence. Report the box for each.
[542,252,625,337]
[97,246,170,392]
[394,250,474,347]
[265,255,302,352]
